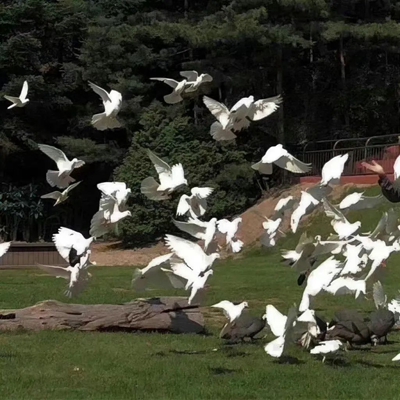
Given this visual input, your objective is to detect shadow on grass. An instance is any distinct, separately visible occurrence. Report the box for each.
[273,356,305,365]
[209,366,238,375]
[355,360,400,369]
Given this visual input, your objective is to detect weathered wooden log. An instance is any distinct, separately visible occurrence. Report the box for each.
[0,297,205,334]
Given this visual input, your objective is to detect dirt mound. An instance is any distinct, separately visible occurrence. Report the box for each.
[92,181,376,266]
[237,182,376,248]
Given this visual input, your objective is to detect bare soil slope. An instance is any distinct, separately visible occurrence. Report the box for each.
[92,182,376,266]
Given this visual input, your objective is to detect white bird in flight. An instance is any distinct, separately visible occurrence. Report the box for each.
[322,198,361,239]
[181,70,213,93]
[88,81,122,131]
[131,253,186,292]
[211,300,249,323]
[252,144,312,175]
[217,217,243,253]
[90,191,132,238]
[320,153,349,186]
[150,76,188,104]
[172,217,217,251]
[52,227,95,268]
[176,187,214,218]
[0,242,11,259]
[338,191,384,211]
[141,149,188,201]
[41,181,81,206]
[38,144,85,189]
[97,182,131,209]
[4,80,29,109]
[36,257,93,298]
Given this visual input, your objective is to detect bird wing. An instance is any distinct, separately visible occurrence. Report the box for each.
[41,191,62,200]
[265,305,287,337]
[273,153,312,174]
[52,227,85,262]
[35,263,70,280]
[180,71,198,82]
[191,187,214,199]
[322,198,346,222]
[216,219,231,235]
[38,144,69,169]
[164,234,206,274]
[140,253,174,275]
[64,181,82,195]
[146,149,171,176]
[251,95,282,121]
[172,218,206,240]
[203,96,230,127]
[211,300,234,320]
[0,242,11,258]
[176,195,191,216]
[373,280,387,309]
[20,80,28,100]
[150,77,179,89]
[171,163,186,185]
[97,182,126,196]
[4,95,19,103]
[394,154,400,181]
[88,81,111,103]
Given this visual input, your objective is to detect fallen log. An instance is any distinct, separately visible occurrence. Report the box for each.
[0,297,205,334]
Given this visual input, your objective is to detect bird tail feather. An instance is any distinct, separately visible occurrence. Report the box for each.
[91,113,122,131]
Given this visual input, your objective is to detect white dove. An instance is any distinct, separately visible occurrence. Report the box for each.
[41,181,81,206]
[310,340,344,363]
[150,76,188,104]
[299,256,343,312]
[52,227,95,267]
[290,191,320,233]
[164,234,220,276]
[320,154,349,186]
[131,253,186,292]
[176,187,214,218]
[322,198,361,239]
[141,149,187,201]
[339,191,384,211]
[211,300,249,323]
[4,80,29,109]
[36,260,92,298]
[88,81,122,130]
[90,192,132,238]
[181,71,213,93]
[97,182,131,209]
[172,217,217,251]
[252,144,312,175]
[0,242,11,259]
[38,144,85,189]
[217,217,243,253]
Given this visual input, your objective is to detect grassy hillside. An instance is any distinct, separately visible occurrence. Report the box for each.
[1,184,400,399]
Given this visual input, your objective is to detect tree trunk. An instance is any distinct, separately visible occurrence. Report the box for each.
[0,297,205,334]
[339,35,350,129]
[276,45,285,145]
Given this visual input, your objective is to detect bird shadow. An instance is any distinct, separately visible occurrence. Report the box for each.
[219,346,250,358]
[0,352,16,360]
[169,349,209,356]
[209,366,238,375]
[324,358,351,368]
[273,356,305,365]
[355,360,399,369]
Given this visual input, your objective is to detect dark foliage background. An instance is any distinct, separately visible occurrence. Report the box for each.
[1,0,399,244]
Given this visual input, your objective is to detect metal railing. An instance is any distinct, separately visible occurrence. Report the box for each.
[297,134,400,176]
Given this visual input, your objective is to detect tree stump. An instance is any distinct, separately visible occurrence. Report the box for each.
[0,297,205,334]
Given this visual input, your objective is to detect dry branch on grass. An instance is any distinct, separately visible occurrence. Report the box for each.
[0,297,205,334]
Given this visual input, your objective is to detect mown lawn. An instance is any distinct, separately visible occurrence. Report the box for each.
[1,185,400,399]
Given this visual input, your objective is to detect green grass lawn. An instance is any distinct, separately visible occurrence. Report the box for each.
[2,185,400,399]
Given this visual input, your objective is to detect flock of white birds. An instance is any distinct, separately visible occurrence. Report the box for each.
[3,72,400,364]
